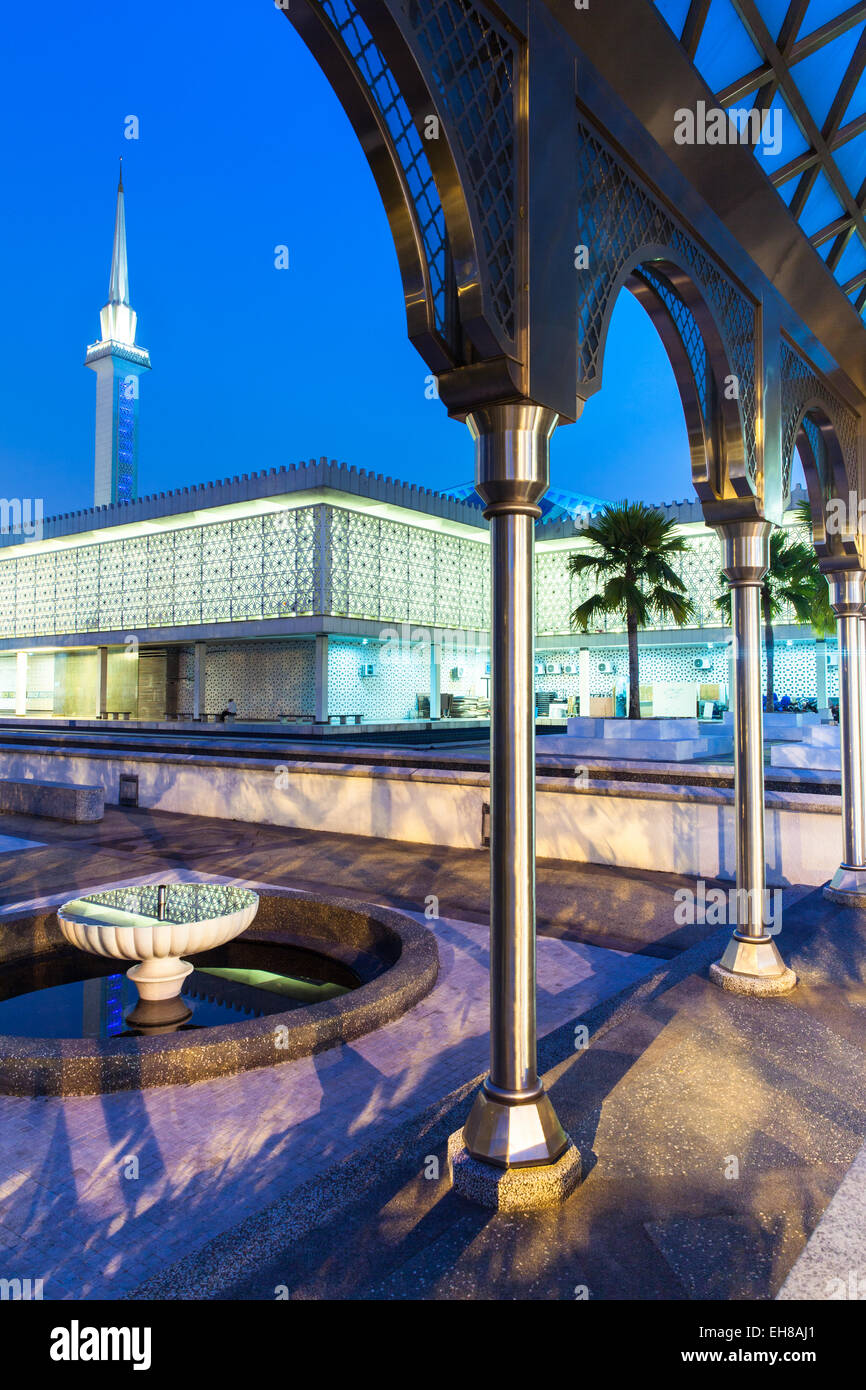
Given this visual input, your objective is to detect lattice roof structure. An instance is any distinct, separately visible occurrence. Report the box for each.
[655,0,866,315]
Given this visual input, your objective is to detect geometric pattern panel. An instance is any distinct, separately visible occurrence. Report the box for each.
[0,505,815,644]
[315,0,453,343]
[780,340,860,499]
[637,265,711,434]
[537,639,837,703]
[534,522,808,636]
[575,120,759,484]
[202,640,317,721]
[405,0,520,345]
[324,505,489,630]
[0,506,322,640]
[328,636,488,721]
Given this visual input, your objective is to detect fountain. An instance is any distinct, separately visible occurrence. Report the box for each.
[1,887,438,1095]
[57,883,259,1023]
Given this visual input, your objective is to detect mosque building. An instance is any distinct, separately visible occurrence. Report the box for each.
[0,171,833,725]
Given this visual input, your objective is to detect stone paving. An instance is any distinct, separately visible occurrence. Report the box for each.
[0,804,825,1301]
[131,888,866,1302]
[777,1133,866,1300]
[0,835,44,855]
[0,870,657,1300]
[0,803,747,955]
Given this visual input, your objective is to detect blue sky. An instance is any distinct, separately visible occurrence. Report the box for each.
[0,0,699,518]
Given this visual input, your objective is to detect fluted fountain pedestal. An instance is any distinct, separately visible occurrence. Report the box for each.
[58,883,259,1007]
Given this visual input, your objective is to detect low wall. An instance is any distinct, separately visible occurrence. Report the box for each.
[0,777,103,823]
[0,743,841,888]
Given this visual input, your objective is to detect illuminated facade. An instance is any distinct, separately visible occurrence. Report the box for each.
[0,461,832,722]
[85,164,150,508]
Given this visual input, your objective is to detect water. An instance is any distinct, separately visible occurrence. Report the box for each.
[0,940,359,1038]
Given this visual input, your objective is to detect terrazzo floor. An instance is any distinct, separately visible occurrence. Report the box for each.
[0,882,656,1299]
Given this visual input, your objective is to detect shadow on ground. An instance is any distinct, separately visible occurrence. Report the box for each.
[119,887,866,1301]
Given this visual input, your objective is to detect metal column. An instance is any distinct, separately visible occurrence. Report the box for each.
[461,402,570,1166]
[825,571,866,902]
[710,521,795,992]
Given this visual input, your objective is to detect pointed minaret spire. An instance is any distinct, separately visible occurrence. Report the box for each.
[108,156,130,308]
[85,162,151,507]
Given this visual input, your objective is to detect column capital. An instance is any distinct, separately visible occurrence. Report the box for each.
[824,568,866,618]
[714,518,772,586]
[467,402,558,517]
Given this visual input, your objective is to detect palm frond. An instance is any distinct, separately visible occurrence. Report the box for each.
[648,587,694,626]
[570,593,609,633]
[567,500,691,638]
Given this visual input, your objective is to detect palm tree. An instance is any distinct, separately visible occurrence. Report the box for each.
[793,499,836,711]
[792,500,835,639]
[715,515,831,709]
[568,501,694,720]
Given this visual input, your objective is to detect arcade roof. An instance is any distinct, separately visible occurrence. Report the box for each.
[654,0,866,316]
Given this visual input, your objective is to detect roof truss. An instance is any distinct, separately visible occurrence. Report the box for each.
[665,0,866,315]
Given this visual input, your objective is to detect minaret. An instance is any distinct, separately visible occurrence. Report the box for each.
[85,160,151,506]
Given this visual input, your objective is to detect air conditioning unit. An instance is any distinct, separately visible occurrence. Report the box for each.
[451,666,465,680]
[598,661,616,675]
[535,662,546,675]
[359,663,375,677]
[545,662,561,675]
[828,653,839,668]
[562,663,578,674]
[694,657,713,670]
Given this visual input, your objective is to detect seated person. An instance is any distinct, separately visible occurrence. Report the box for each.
[217,698,237,723]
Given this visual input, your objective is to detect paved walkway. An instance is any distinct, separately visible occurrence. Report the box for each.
[777,1136,866,1300]
[127,888,866,1302]
[0,804,827,1300]
[0,803,810,956]
[0,870,656,1299]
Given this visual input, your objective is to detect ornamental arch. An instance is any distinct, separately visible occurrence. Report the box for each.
[590,253,753,516]
[781,342,863,567]
[277,0,866,1177]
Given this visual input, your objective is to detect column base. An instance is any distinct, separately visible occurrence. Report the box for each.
[462,1082,569,1167]
[448,1129,582,1211]
[709,932,796,995]
[823,864,866,907]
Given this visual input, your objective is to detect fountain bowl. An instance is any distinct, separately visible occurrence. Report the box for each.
[57,884,259,1002]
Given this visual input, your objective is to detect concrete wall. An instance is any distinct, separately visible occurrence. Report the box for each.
[0,745,839,889]
[201,641,316,720]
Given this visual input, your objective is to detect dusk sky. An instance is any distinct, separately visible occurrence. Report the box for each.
[1,0,721,520]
